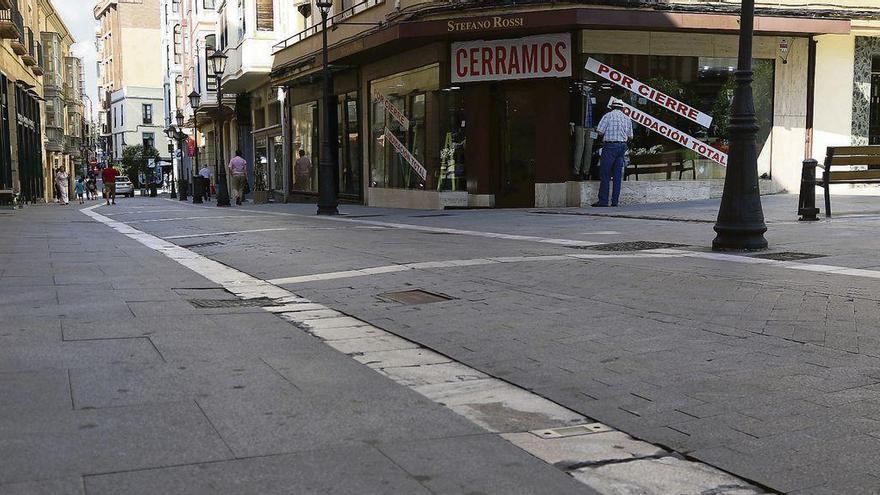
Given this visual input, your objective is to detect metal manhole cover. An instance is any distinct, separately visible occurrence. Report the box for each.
[379,289,452,305]
[577,241,688,252]
[180,241,223,249]
[751,252,826,262]
[187,297,278,308]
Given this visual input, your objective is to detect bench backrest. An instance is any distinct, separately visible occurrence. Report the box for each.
[825,146,880,168]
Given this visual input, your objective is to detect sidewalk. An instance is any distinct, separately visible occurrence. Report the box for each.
[0,203,593,494]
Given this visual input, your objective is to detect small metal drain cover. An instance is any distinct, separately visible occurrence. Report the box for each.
[752,252,826,262]
[530,423,612,439]
[411,213,454,218]
[187,297,278,308]
[579,241,687,252]
[379,289,452,305]
[180,241,223,249]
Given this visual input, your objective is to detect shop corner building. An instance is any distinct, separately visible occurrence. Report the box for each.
[255,0,880,209]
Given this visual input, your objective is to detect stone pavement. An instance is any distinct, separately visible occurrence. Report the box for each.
[7,192,880,493]
[0,203,604,495]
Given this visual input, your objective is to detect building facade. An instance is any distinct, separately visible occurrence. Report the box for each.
[0,0,85,204]
[257,0,880,209]
[95,0,168,168]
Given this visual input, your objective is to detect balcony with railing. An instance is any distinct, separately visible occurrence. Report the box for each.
[31,40,43,76]
[41,32,62,92]
[0,6,20,39]
[21,28,37,66]
[45,127,64,153]
[7,8,24,52]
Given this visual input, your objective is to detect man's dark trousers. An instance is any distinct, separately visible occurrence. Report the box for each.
[598,142,627,206]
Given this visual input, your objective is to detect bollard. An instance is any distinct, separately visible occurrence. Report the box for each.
[798,159,820,221]
[192,177,204,204]
[178,178,188,201]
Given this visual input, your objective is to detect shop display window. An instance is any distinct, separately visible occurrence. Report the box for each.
[369,65,438,190]
[254,137,268,192]
[584,54,775,181]
[292,100,319,193]
[270,134,283,190]
[438,90,466,192]
[338,92,362,197]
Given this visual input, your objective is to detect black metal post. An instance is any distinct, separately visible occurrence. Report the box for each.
[177,131,188,201]
[712,0,768,251]
[798,159,819,221]
[215,86,231,207]
[316,9,339,215]
[170,143,178,198]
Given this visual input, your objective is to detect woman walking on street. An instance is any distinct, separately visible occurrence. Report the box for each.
[55,167,69,205]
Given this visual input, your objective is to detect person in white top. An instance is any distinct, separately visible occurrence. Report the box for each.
[594,99,633,207]
[54,168,69,205]
[199,165,212,201]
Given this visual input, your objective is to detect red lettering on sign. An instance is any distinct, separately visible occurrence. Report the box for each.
[456,49,468,78]
[598,64,610,76]
[621,76,634,90]
[522,45,537,73]
[554,42,567,72]
[508,46,520,73]
[496,46,508,75]
[482,47,494,76]
[540,43,552,72]
[470,47,480,75]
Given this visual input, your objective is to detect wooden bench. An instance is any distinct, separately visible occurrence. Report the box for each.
[0,189,15,208]
[625,151,696,181]
[819,146,880,217]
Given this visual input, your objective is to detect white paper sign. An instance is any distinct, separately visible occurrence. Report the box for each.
[611,98,728,166]
[374,91,410,129]
[586,58,713,129]
[452,33,572,83]
[384,127,427,181]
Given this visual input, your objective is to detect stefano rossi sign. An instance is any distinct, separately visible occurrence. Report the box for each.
[451,33,572,83]
[447,16,525,32]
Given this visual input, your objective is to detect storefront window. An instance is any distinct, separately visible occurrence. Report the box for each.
[369,65,440,190]
[584,54,775,180]
[438,90,466,191]
[292,101,318,193]
[270,134,283,190]
[338,92,361,197]
[254,137,268,193]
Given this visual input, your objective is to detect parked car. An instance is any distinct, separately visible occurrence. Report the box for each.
[115,176,134,197]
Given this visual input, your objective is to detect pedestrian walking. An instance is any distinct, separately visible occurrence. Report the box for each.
[74,177,85,204]
[102,166,118,205]
[55,168,69,205]
[228,149,248,206]
[593,99,633,208]
[199,164,212,201]
[87,178,98,200]
[294,149,312,191]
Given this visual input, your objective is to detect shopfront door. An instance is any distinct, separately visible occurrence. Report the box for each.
[494,82,537,208]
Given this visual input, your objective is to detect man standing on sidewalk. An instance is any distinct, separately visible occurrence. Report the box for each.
[101,166,118,205]
[593,99,633,208]
[199,164,212,201]
[228,150,248,206]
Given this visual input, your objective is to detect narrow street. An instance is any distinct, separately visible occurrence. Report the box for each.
[5,195,880,493]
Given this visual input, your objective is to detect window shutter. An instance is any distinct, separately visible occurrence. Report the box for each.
[256,0,274,31]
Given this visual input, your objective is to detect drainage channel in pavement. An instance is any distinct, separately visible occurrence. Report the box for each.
[82,204,770,495]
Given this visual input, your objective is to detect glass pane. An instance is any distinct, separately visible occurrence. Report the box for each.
[254,138,268,192]
[271,135,283,190]
[293,101,318,193]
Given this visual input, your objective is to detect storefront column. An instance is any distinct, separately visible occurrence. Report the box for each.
[464,84,492,196]
[534,79,570,184]
[281,87,291,198]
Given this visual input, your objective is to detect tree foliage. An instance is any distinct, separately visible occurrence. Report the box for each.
[120,145,160,188]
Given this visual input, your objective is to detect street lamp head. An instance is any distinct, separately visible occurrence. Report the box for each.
[208,50,228,77]
[164,127,174,139]
[175,109,184,127]
[188,90,201,110]
[316,0,332,16]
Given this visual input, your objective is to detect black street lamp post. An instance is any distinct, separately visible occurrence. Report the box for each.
[188,90,203,204]
[209,50,230,207]
[175,110,188,201]
[316,0,339,215]
[712,0,768,251]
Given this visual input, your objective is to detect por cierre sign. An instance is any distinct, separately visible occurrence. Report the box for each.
[451,34,571,83]
[585,58,713,129]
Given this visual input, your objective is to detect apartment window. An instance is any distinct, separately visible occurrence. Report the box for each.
[205,35,218,92]
[120,105,124,127]
[143,132,155,150]
[256,0,274,31]
[143,104,153,124]
[173,25,182,65]
[175,76,185,111]
[172,0,180,13]
[203,0,215,9]
[239,0,246,37]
